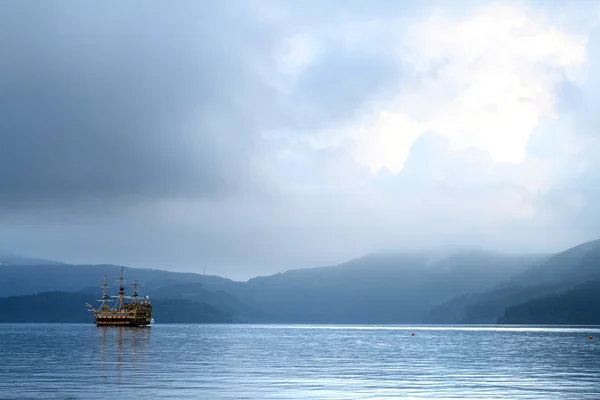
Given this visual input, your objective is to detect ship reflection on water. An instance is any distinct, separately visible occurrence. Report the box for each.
[98,326,152,385]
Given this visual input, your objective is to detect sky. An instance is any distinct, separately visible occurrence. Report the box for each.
[1,0,600,280]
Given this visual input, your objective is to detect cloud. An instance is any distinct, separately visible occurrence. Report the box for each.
[1,0,600,279]
[258,1,600,259]
[302,2,588,175]
[0,1,283,210]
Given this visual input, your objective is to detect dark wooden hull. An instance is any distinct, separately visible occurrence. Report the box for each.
[94,310,152,326]
[95,317,151,326]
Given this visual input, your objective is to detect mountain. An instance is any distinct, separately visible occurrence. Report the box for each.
[231,250,546,323]
[425,284,557,324]
[510,239,600,287]
[497,280,600,324]
[0,251,65,266]
[152,282,273,322]
[0,249,546,324]
[0,263,241,297]
[0,291,232,323]
[426,239,600,323]
[0,264,248,322]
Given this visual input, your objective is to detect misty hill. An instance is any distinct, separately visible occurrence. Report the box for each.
[151,282,273,322]
[231,251,546,323]
[0,264,260,322]
[0,263,241,297]
[510,239,600,287]
[426,239,600,323]
[0,251,64,266]
[425,284,557,324]
[0,291,232,323]
[0,249,546,324]
[498,280,600,324]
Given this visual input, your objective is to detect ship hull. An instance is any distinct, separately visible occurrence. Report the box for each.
[95,316,151,326]
[94,309,152,326]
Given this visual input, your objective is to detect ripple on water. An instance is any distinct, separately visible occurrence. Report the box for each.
[1,324,600,399]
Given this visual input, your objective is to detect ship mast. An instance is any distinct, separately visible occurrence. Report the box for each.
[118,267,125,310]
[133,280,138,304]
[86,274,109,313]
[102,275,108,306]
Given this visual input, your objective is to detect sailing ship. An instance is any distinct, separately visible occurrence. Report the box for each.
[86,267,153,326]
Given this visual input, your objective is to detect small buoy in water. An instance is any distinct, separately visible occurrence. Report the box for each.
[411,333,415,336]
[590,336,593,340]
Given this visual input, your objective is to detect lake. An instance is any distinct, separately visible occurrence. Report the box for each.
[0,324,599,399]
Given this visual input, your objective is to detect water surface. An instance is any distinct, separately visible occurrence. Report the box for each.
[1,324,599,399]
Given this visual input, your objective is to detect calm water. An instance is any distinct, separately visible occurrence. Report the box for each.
[1,324,599,399]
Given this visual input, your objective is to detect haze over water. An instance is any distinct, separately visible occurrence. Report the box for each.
[1,324,599,399]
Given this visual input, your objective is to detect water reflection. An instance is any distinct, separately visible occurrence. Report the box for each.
[1,324,599,399]
[96,325,152,387]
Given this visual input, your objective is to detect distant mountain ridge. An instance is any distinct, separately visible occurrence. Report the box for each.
[0,251,65,266]
[498,280,600,325]
[0,240,598,324]
[0,291,232,323]
[152,282,273,322]
[0,248,549,323]
[0,264,240,297]
[510,239,600,287]
[426,239,600,324]
[234,251,547,323]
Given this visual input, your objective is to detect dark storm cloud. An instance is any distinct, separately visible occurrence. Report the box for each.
[0,1,283,208]
[0,0,411,210]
